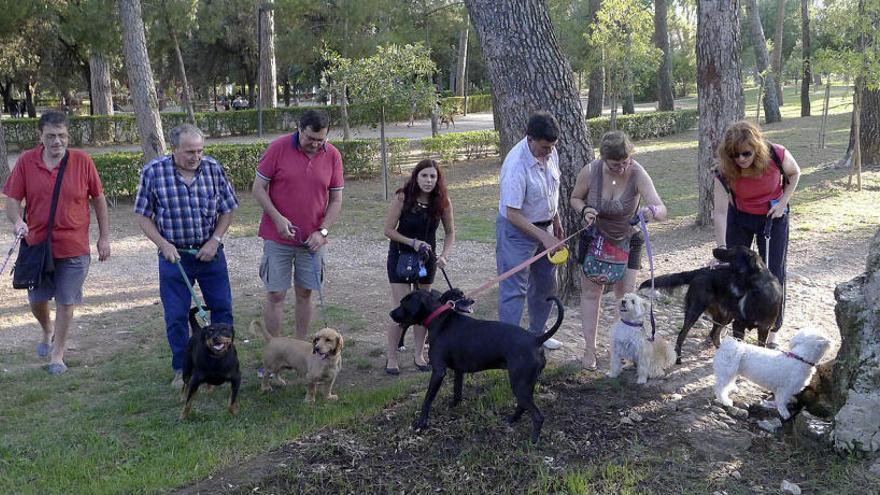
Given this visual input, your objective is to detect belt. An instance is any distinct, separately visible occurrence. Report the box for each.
[173,242,207,251]
[532,220,552,228]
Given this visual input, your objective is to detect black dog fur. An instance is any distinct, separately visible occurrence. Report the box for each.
[397,288,474,348]
[180,307,241,420]
[390,288,563,443]
[639,246,782,364]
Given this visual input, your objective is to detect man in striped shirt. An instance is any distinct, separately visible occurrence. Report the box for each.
[134,124,239,388]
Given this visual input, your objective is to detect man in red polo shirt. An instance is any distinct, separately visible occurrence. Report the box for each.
[3,111,111,375]
[253,109,343,343]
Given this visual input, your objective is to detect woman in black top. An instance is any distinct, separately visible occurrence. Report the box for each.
[383,159,455,374]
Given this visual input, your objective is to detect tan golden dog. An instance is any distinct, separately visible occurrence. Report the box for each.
[250,320,343,402]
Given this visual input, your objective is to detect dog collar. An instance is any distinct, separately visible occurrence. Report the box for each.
[422,302,454,327]
[783,351,816,367]
[621,319,643,328]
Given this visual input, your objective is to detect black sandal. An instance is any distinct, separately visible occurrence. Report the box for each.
[385,360,400,375]
[414,358,430,372]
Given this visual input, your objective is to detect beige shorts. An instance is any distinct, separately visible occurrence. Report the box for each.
[259,239,324,292]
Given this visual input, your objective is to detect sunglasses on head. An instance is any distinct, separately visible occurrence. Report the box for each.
[730,150,753,159]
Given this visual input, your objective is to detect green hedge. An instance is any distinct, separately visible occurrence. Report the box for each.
[2,96,494,149]
[585,109,698,143]
[92,137,411,200]
[421,130,500,163]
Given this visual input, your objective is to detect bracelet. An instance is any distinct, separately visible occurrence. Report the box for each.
[580,205,596,217]
[647,204,658,218]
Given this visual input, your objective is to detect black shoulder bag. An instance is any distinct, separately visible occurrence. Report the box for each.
[396,217,432,283]
[12,153,69,290]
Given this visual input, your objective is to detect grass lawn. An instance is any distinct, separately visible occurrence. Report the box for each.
[1,84,877,494]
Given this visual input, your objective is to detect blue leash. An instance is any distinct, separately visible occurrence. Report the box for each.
[635,211,657,340]
[175,248,210,325]
[309,251,329,327]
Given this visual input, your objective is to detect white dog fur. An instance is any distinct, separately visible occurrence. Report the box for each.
[713,327,831,419]
[609,293,677,384]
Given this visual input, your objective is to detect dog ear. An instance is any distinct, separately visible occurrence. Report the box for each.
[712,247,733,262]
[335,333,344,353]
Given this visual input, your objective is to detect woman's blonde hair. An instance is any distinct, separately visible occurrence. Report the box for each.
[717,120,771,186]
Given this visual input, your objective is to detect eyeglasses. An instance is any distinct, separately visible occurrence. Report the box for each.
[730,150,753,159]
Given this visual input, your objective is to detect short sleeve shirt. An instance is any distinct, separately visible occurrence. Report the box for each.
[498,137,560,223]
[256,132,344,246]
[2,146,103,258]
[133,155,239,246]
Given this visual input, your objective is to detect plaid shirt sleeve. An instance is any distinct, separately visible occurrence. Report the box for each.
[133,162,155,217]
[210,159,239,214]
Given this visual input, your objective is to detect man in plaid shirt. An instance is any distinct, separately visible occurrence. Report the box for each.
[134,124,239,388]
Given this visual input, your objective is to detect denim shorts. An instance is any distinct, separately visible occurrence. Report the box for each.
[28,255,91,305]
[259,239,324,292]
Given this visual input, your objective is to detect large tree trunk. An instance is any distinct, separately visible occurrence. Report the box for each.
[697,0,744,227]
[0,119,8,186]
[771,0,785,105]
[744,0,781,123]
[585,0,604,118]
[89,51,114,115]
[119,0,166,161]
[169,28,195,124]
[654,0,675,111]
[24,83,35,118]
[800,0,811,116]
[259,0,277,109]
[464,0,595,301]
[454,23,469,97]
[842,86,880,171]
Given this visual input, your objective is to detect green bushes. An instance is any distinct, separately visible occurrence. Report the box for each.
[2,96,494,149]
[585,110,697,143]
[92,137,412,201]
[422,130,500,163]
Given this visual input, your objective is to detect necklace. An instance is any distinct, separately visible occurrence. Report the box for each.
[416,200,429,208]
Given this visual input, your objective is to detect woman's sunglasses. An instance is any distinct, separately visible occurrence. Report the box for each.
[730,150,754,159]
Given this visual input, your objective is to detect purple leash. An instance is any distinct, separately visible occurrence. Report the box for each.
[636,211,657,340]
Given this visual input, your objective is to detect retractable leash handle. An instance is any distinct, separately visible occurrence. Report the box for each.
[763,199,778,268]
[1,231,24,275]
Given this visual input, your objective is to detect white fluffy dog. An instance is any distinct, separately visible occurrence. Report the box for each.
[713,327,831,419]
[609,293,677,384]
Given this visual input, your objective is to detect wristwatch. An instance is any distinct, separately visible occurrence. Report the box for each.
[213,235,224,244]
[319,228,329,238]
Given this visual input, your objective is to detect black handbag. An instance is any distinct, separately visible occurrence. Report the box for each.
[395,221,431,283]
[12,153,68,290]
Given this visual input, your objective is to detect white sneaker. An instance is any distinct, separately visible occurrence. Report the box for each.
[171,371,184,389]
[543,338,563,350]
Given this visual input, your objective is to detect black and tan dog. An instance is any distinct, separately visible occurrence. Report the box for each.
[390,289,563,443]
[180,307,241,420]
[640,246,782,364]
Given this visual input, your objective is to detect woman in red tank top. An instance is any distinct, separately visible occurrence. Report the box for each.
[713,121,801,348]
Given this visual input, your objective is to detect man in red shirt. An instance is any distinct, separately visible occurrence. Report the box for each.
[252,110,343,342]
[3,111,111,375]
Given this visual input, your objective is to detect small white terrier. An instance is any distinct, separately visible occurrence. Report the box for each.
[713,327,831,419]
[609,293,677,384]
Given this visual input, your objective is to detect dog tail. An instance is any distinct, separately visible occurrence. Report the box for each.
[640,268,709,292]
[535,297,564,346]
[249,319,273,342]
[188,306,204,334]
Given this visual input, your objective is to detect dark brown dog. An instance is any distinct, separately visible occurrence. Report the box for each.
[180,308,241,420]
[390,289,563,443]
[640,246,782,363]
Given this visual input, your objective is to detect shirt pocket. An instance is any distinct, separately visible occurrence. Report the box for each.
[202,197,219,219]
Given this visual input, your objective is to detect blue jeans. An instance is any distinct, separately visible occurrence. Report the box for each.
[158,246,234,371]
[495,214,557,335]
[726,207,788,331]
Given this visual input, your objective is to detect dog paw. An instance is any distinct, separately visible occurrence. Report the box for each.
[327,394,338,401]
[412,419,428,431]
[261,385,273,393]
[228,404,238,416]
[304,396,316,404]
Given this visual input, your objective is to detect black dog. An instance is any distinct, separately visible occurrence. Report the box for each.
[640,246,782,364]
[180,307,241,420]
[390,289,563,443]
[397,288,475,349]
